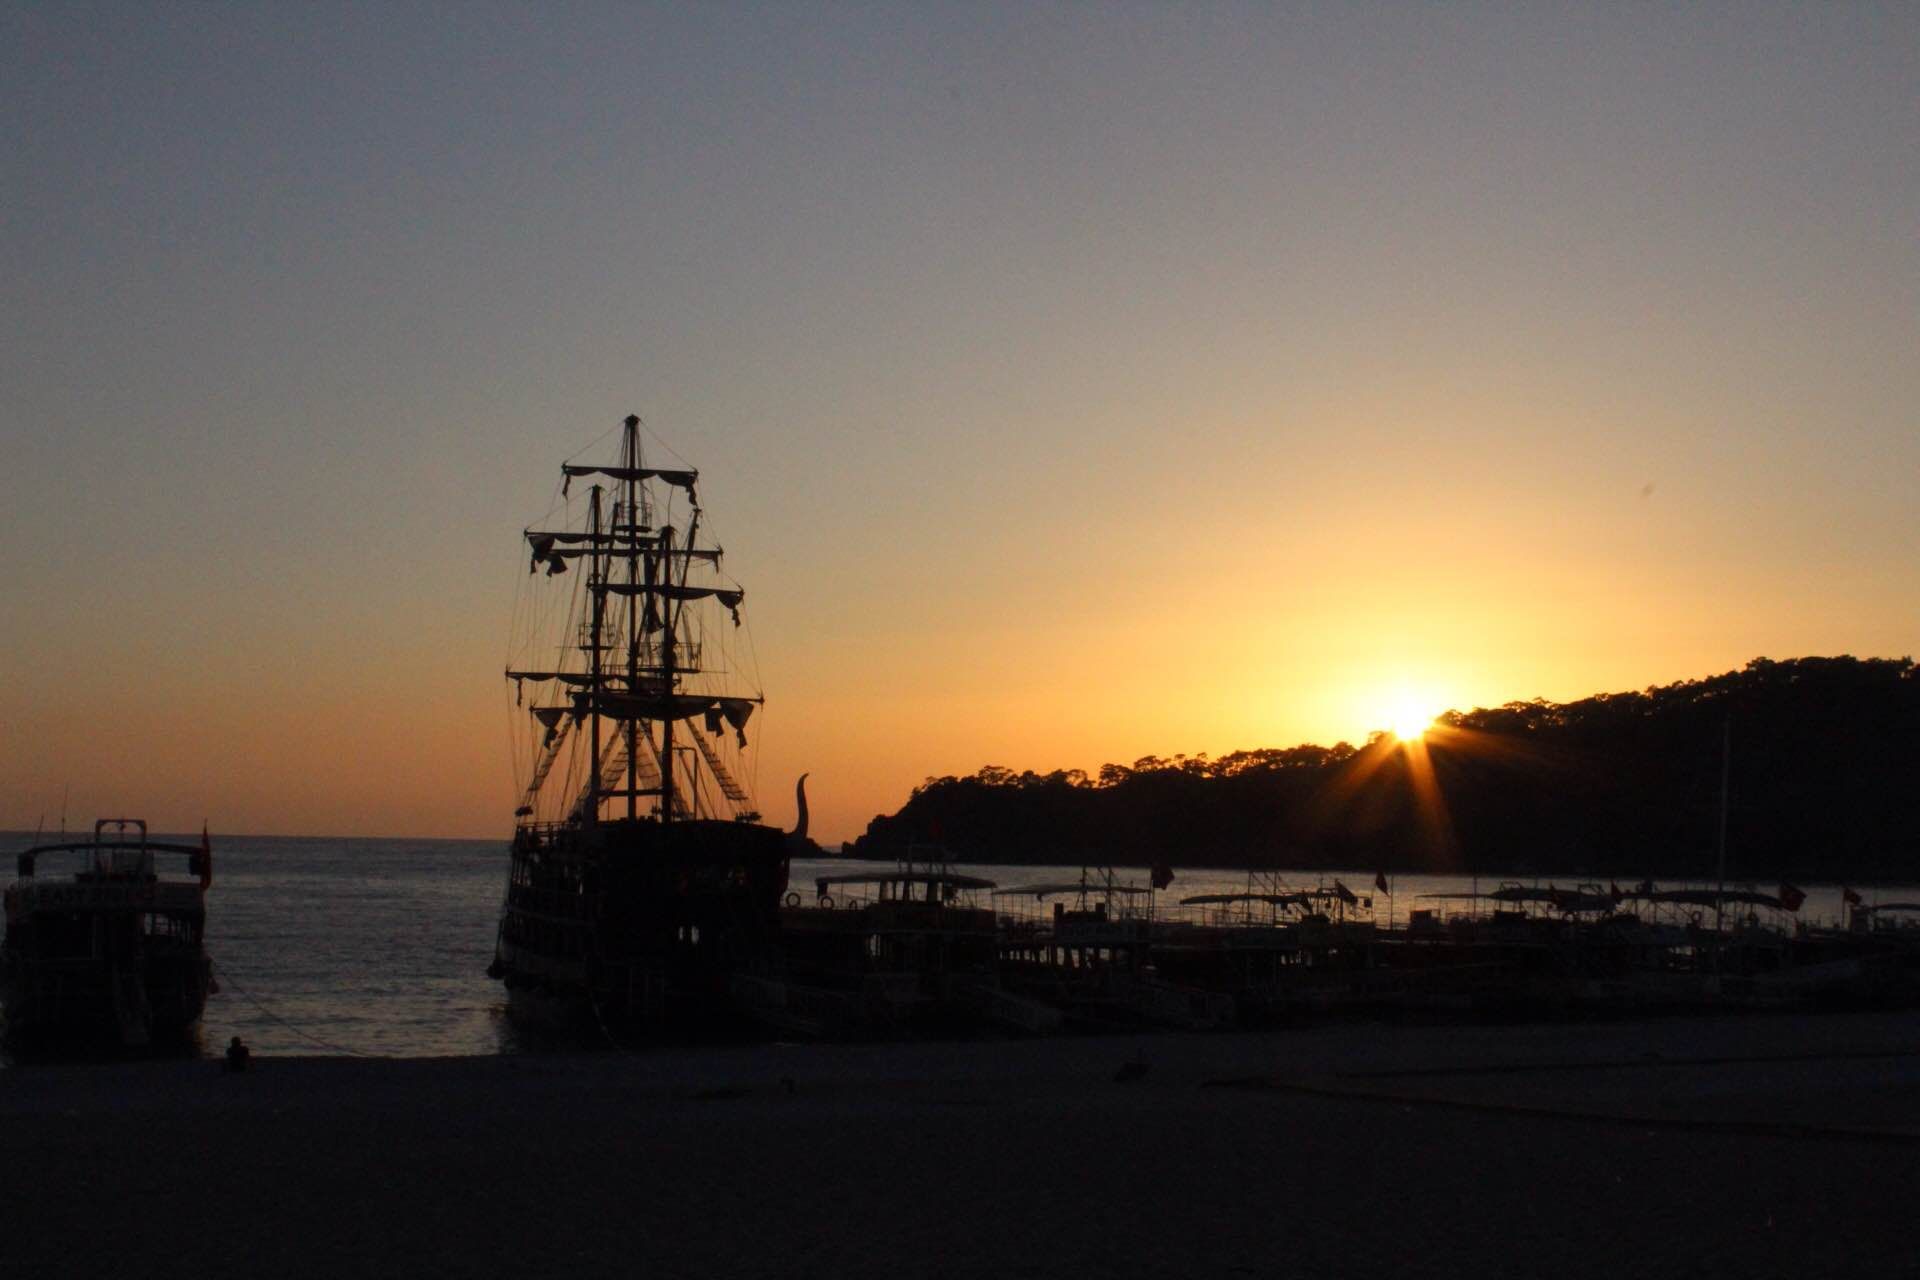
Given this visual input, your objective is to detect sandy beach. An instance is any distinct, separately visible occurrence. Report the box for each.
[5,1011,1918,1279]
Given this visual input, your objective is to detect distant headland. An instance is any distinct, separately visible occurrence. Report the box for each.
[849,656,1919,881]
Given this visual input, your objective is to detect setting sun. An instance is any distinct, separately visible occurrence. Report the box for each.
[1390,712,1434,741]
[1381,689,1442,741]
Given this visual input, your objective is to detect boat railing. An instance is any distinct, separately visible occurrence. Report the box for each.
[805,873,995,916]
[15,833,208,885]
[1626,885,1792,937]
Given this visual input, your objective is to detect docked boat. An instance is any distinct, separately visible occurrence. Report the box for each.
[996,867,1234,1030]
[1,819,215,1048]
[734,854,1059,1037]
[488,413,805,1036]
[1153,876,1397,1022]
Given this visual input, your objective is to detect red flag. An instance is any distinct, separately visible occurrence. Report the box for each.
[1151,861,1174,891]
[1778,882,1806,913]
[1374,871,1390,895]
[1843,887,1863,907]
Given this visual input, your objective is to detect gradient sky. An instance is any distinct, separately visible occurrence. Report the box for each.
[4,4,1916,842]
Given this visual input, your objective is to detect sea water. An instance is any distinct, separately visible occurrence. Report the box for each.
[0,833,1896,1060]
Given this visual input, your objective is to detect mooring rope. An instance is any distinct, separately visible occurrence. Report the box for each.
[210,959,377,1059]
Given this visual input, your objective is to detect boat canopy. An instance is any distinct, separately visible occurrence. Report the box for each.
[812,871,997,890]
[1178,892,1311,907]
[1492,886,1614,911]
[1548,894,1616,913]
[1418,887,1613,911]
[1631,889,1784,910]
[992,882,1156,897]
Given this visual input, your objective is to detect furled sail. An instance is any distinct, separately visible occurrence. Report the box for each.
[533,545,725,571]
[561,464,697,495]
[526,530,626,546]
[576,692,758,744]
[528,529,724,573]
[521,713,575,808]
[538,544,723,564]
[594,583,742,606]
[512,672,669,702]
[592,582,744,624]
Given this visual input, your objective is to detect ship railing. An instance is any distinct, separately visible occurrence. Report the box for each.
[511,822,579,849]
[566,623,704,673]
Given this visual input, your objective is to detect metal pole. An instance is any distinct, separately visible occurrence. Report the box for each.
[1713,717,1731,961]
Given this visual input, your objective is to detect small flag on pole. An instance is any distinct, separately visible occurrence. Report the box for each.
[1374,871,1390,895]
[1843,887,1863,907]
[1778,882,1806,913]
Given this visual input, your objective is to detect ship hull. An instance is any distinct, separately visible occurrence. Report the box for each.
[1,950,212,1048]
[489,816,789,1040]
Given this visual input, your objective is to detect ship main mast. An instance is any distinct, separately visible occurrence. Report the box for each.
[624,418,642,822]
[586,483,604,828]
[510,411,761,829]
[593,413,683,825]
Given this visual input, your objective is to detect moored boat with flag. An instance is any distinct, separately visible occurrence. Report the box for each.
[488,413,806,1036]
[2,819,215,1048]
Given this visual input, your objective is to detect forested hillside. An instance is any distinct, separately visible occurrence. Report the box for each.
[849,657,1920,880]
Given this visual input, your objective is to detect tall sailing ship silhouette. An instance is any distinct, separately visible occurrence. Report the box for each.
[489,414,806,1032]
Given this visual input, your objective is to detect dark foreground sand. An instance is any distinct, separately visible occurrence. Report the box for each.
[5,1011,1919,1279]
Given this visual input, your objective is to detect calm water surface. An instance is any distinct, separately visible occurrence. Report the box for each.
[0,833,1899,1060]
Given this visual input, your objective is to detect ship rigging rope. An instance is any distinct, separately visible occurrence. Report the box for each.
[739,611,764,802]
[637,418,695,473]
[209,959,377,1058]
[562,418,624,471]
[505,426,765,823]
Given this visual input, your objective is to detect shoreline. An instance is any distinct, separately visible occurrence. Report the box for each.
[6,1012,1917,1277]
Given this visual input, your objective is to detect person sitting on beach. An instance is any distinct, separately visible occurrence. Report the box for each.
[225,1036,251,1073]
